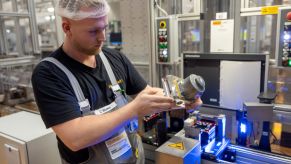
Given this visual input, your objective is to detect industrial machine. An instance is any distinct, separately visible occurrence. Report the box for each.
[184,112,231,162]
[153,104,291,164]
[155,75,230,163]
[148,52,291,164]
[155,112,232,163]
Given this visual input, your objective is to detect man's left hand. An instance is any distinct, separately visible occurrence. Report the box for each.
[171,98,203,113]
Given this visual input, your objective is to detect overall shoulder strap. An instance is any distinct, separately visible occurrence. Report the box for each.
[99,51,120,92]
[42,57,91,114]
[99,51,138,132]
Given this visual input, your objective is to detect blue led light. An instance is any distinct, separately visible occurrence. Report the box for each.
[240,123,246,133]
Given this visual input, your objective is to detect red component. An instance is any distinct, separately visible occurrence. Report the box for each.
[159,36,167,42]
[286,12,291,21]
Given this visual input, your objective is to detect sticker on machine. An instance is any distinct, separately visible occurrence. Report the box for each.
[168,141,184,150]
[105,130,132,159]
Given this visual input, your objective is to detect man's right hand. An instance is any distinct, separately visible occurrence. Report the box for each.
[130,86,175,117]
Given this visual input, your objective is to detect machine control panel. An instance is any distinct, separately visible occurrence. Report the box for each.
[282,12,291,66]
[156,16,178,64]
[158,20,168,62]
[276,8,291,67]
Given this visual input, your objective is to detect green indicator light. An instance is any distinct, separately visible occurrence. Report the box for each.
[289,59,291,66]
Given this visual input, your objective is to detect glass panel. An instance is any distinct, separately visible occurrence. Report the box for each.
[4,19,18,54]
[268,67,291,105]
[179,20,203,53]
[201,0,233,52]
[240,15,277,59]
[203,0,232,20]
[267,68,291,157]
[19,18,32,55]
[35,1,58,52]
[16,0,28,13]
[159,0,182,16]
[245,120,291,157]
[1,0,14,12]
[0,0,28,13]
[0,65,34,93]
[249,0,291,7]
[3,17,32,56]
[159,0,234,16]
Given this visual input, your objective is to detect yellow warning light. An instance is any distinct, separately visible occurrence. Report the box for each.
[160,21,167,28]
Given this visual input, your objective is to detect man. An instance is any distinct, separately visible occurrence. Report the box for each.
[32,0,202,163]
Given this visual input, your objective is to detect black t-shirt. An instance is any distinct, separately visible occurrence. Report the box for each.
[31,46,147,163]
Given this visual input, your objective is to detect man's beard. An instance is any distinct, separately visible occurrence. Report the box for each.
[74,41,101,56]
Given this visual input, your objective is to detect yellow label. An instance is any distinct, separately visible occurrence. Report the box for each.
[212,21,221,25]
[261,6,278,15]
[135,149,139,158]
[168,142,184,150]
[174,80,182,99]
[272,122,282,140]
[160,21,167,28]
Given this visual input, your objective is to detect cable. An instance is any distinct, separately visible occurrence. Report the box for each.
[269,129,280,144]
[269,129,278,141]
[154,0,168,16]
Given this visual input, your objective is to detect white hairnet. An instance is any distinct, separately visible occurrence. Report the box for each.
[56,0,110,20]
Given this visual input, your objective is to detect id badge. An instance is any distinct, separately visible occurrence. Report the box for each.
[105,130,131,160]
[94,101,117,115]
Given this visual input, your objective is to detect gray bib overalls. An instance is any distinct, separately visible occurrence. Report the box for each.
[42,51,144,164]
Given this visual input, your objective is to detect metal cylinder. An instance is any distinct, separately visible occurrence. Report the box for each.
[180,74,205,101]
